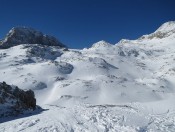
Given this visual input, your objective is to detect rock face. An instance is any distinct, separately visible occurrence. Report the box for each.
[0,27,66,49]
[0,82,36,117]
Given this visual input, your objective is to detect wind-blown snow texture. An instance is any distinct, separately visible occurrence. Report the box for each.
[0,21,175,131]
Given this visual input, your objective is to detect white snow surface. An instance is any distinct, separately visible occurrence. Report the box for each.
[0,21,175,131]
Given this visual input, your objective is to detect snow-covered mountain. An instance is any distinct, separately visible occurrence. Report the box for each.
[0,21,175,131]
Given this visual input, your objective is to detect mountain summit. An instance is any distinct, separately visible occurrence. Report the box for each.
[0,27,66,49]
[138,21,175,40]
[156,21,175,33]
[91,40,112,48]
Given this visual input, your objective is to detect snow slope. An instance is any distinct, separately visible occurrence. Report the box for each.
[0,21,175,131]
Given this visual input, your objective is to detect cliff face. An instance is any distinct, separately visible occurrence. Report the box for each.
[0,82,36,117]
[0,27,66,49]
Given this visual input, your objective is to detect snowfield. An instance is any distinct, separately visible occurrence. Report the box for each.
[0,21,175,131]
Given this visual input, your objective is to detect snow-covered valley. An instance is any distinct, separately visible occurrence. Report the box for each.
[0,21,175,131]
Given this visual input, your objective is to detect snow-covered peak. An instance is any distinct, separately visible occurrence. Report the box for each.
[91,40,113,48]
[117,39,131,44]
[138,21,175,40]
[115,21,175,45]
[155,21,175,33]
[9,27,39,34]
[0,26,66,49]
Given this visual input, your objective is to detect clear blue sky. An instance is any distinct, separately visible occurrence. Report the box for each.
[0,0,175,49]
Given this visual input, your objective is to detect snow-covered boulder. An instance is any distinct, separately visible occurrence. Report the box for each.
[0,27,66,49]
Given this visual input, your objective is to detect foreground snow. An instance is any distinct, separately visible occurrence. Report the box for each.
[0,21,175,131]
[1,101,175,132]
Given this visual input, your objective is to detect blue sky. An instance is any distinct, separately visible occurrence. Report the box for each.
[0,0,175,48]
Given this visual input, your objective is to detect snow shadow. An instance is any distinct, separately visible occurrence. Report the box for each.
[0,107,48,123]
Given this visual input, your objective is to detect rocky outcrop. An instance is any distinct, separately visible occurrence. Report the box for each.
[0,82,36,117]
[0,27,66,49]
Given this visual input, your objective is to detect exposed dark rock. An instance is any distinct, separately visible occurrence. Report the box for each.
[0,27,66,49]
[139,31,168,40]
[118,47,126,56]
[128,49,139,57]
[25,44,63,60]
[33,82,47,90]
[55,76,65,81]
[118,47,139,57]
[0,81,36,117]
